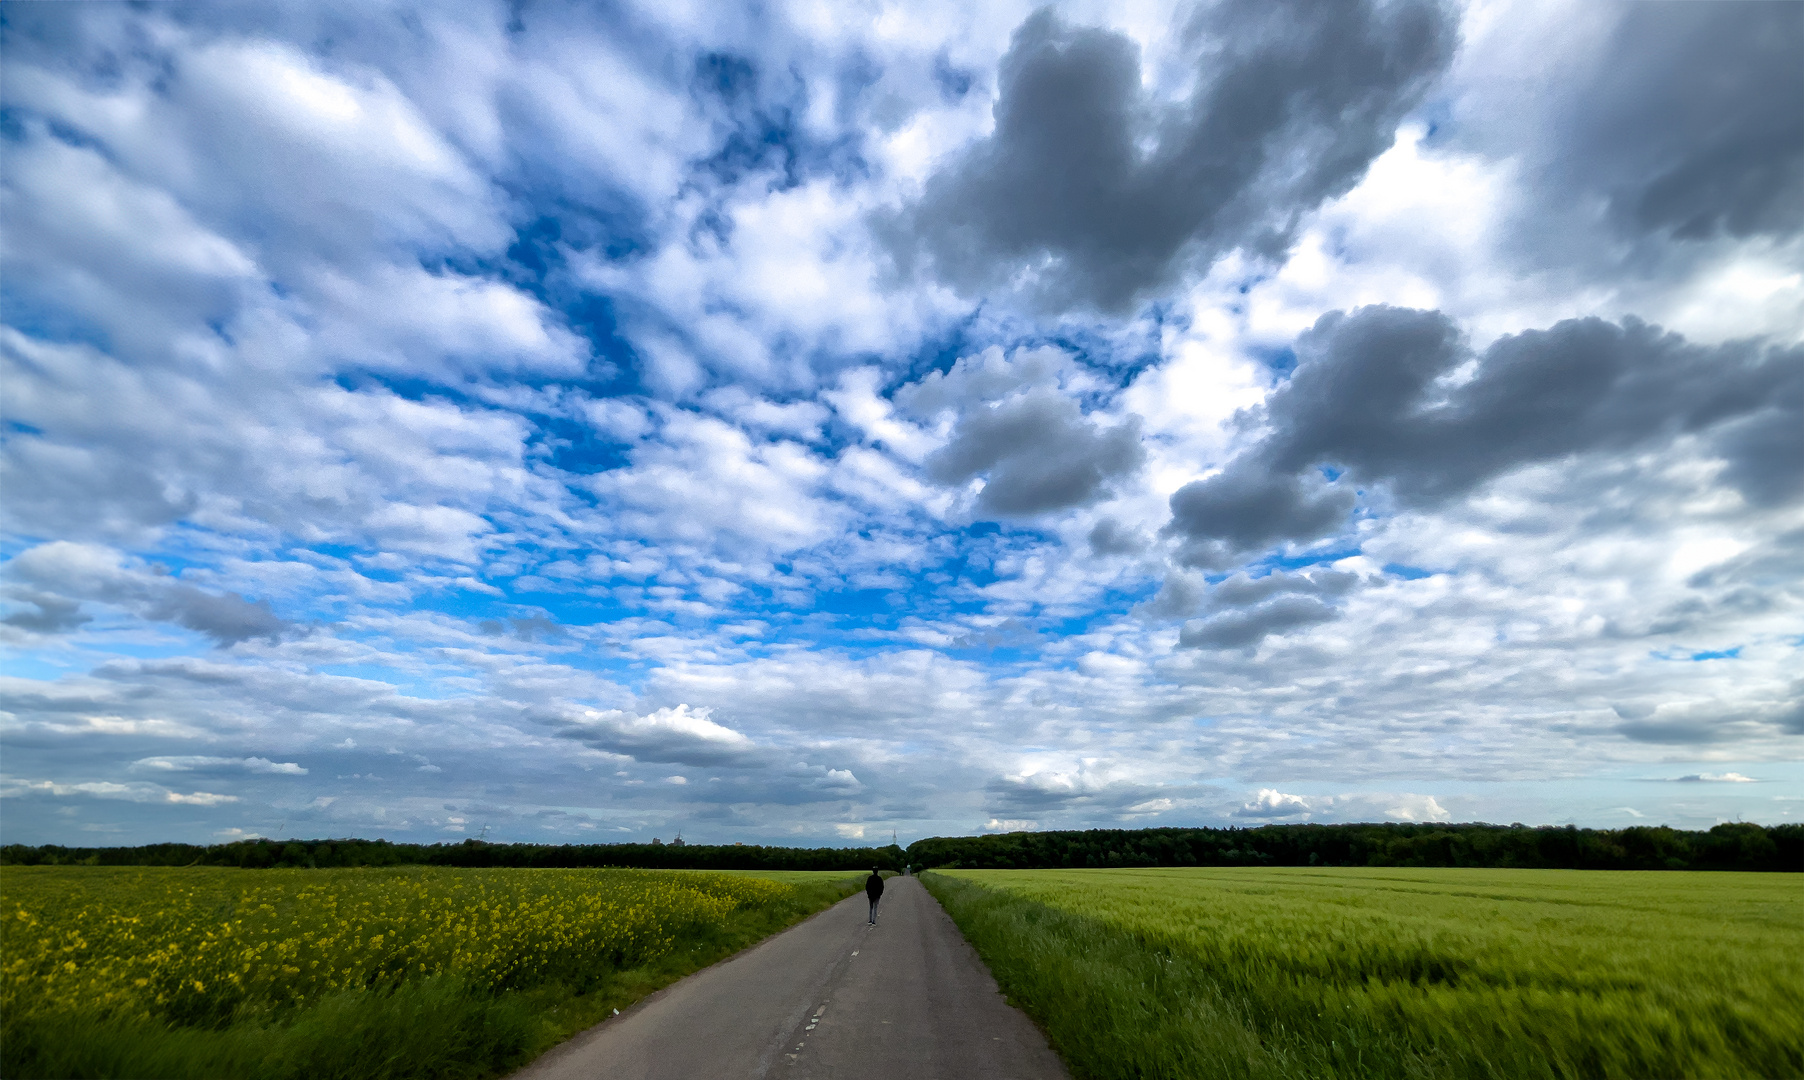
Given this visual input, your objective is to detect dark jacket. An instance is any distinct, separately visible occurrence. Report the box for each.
[865,872,885,900]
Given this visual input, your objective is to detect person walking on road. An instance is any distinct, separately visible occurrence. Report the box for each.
[865,867,884,924]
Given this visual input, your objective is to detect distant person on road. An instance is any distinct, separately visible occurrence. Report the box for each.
[865,867,884,924]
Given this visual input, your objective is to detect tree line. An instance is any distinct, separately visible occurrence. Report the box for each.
[4,821,1796,873]
[902,821,1801,872]
[0,837,907,872]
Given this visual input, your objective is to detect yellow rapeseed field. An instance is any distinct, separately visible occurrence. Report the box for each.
[1,866,788,1027]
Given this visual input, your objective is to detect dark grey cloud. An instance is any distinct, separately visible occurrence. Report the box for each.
[1166,463,1355,567]
[1179,595,1336,651]
[1559,1,1804,244]
[1615,692,1803,746]
[142,585,290,647]
[1255,306,1461,488]
[896,0,1458,311]
[1782,700,1804,738]
[1086,517,1146,557]
[1137,569,1209,619]
[1167,306,1804,552]
[925,387,1145,515]
[1270,308,1803,505]
[1,591,91,635]
[1616,717,1732,746]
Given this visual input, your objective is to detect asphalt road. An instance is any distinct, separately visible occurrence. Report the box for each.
[512,875,1069,1080]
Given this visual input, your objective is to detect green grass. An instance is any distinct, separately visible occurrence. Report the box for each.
[923,866,1803,1080]
[2,866,860,1080]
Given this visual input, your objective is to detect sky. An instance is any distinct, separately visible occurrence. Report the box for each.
[1,0,1800,848]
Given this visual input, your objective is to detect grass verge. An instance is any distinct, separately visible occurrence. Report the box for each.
[3,872,860,1080]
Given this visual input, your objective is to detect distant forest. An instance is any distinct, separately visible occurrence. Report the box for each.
[3,821,1797,873]
[905,822,1801,873]
[0,838,906,872]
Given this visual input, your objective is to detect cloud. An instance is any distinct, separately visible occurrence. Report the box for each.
[983,818,1038,833]
[899,344,1147,517]
[895,0,1458,311]
[478,616,566,642]
[1138,569,1210,619]
[4,542,292,645]
[1,592,91,635]
[1232,789,1450,823]
[1383,795,1449,823]
[1674,773,1757,784]
[983,769,1195,821]
[1552,2,1804,245]
[1166,306,1804,556]
[1,778,238,806]
[1180,596,1338,651]
[897,345,1073,417]
[1087,518,1146,557]
[1611,698,1797,746]
[166,791,241,806]
[1268,308,1802,506]
[587,409,838,556]
[131,756,307,776]
[984,770,1100,814]
[789,764,864,796]
[1234,788,1313,818]
[17,24,506,264]
[555,704,757,766]
[1166,465,1356,565]
[1616,719,1728,746]
[925,387,1145,515]
[1210,569,1361,607]
[1155,568,1362,646]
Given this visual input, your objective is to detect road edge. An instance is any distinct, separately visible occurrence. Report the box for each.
[507,886,868,1078]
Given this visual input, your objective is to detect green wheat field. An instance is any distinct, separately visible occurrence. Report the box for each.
[924,866,1802,1080]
